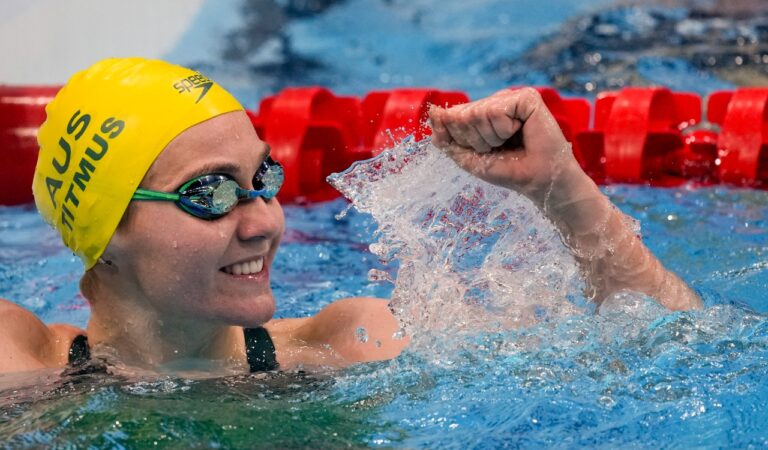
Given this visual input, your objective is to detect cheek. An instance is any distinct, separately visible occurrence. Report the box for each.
[126,209,232,304]
[271,201,286,242]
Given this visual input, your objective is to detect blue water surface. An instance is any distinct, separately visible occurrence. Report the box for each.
[1,185,767,448]
[3,0,768,447]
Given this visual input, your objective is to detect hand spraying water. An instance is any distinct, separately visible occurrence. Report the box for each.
[328,136,584,354]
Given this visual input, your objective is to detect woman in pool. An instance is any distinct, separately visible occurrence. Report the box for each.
[0,58,702,374]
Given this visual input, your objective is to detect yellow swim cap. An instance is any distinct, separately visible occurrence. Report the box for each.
[33,58,243,269]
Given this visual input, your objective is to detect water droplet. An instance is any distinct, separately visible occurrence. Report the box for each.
[334,202,354,220]
[392,329,406,340]
[368,268,393,283]
[598,395,616,409]
[355,327,368,343]
[368,243,384,256]
[385,129,396,145]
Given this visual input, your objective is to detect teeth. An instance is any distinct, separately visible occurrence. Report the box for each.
[224,257,264,275]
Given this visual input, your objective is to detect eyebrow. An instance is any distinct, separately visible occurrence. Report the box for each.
[187,162,241,179]
[183,144,272,182]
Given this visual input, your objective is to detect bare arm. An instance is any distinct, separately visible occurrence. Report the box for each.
[0,299,82,373]
[266,298,408,369]
[429,88,701,310]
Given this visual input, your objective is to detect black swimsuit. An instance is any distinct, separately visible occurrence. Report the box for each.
[67,327,279,372]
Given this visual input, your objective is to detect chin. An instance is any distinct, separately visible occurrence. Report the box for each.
[213,294,276,328]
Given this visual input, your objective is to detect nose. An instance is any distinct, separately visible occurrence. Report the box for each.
[235,196,285,242]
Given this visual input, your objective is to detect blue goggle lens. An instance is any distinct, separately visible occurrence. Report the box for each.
[177,157,283,220]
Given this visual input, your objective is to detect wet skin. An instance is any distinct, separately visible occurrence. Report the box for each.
[103,110,284,329]
[0,89,700,375]
[1,111,407,374]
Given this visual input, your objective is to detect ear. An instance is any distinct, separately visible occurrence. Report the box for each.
[92,244,121,276]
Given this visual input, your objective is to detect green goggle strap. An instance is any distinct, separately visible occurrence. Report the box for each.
[132,190,180,201]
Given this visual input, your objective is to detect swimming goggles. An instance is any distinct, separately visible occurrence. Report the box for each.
[131,156,284,220]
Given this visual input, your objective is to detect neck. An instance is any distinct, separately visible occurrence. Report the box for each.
[86,289,245,369]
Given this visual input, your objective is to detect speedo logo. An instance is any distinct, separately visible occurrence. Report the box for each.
[173,73,214,104]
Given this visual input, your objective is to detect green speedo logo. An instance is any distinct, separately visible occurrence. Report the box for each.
[173,73,214,104]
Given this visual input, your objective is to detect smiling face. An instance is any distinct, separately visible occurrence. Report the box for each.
[102,111,284,327]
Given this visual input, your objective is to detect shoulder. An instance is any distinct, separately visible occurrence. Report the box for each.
[311,297,399,332]
[270,297,409,366]
[0,298,84,373]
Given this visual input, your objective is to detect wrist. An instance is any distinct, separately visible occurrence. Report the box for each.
[525,156,600,215]
[533,158,618,242]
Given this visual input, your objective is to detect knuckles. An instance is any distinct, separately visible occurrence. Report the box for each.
[513,86,542,102]
[465,107,488,127]
[431,86,547,144]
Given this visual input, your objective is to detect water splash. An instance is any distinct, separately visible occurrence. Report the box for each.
[328,137,584,354]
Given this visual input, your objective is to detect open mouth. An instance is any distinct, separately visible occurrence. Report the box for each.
[221,257,264,276]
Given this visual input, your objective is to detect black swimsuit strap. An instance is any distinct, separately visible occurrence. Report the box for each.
[244,327,279,372]
[68,334,91,366]
[67,327,278,372]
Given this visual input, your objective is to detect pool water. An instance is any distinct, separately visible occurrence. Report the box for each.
[1,137,768,448]
[3,0,768,445]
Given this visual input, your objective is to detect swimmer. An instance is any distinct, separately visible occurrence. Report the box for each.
[0,58,702,375]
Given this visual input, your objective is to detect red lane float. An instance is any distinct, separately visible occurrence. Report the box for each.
[248,87,366,203]
[575,87,704,186]
[361,89,468,153]
[0,86,60,205]
[249,87,468,202]
[2,85,768,206]
[707,88,768,186]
